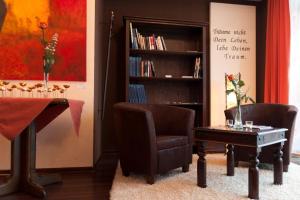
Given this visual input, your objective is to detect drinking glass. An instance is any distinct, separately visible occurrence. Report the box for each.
[226,119,234,127]
[245,121,253,130]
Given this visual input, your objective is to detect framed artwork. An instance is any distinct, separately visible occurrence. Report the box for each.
[0,0,86,81]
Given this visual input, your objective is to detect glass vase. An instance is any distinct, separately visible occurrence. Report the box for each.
[43,72,49,97]
[234,104,243,129]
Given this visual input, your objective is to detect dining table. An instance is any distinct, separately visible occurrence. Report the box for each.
[0,97,84,198]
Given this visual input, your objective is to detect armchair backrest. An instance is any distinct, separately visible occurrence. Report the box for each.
[225,104,297,128]
[114,102,195,145]
[145,104,195,138]
[225,103,298,149]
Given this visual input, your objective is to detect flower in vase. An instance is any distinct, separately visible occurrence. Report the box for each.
[38,22,59,74]
[226,73,255,106]
[39,22,48,30]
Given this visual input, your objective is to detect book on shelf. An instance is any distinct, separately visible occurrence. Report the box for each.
[134,29,139,49]
[129,23,134,48]
[156,36,164,51]
[129,24,167,50]
[130,23,139,50]
[161,36,167,50]
[150,61,156,77]
[129,56,156,77]
[129,56,141,76]
[128,84,147,103]
[149,35,154,50]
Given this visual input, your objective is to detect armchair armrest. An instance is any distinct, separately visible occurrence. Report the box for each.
[283,106,298,138]
[114,103,157,173]
[283,105,298,161]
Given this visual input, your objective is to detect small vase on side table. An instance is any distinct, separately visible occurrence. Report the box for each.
[234,103,243,129]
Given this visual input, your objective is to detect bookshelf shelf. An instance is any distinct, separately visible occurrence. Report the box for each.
[129,76,203,82]
[130,49,203,57]
[124,16,210,127]
[166,102,203,106]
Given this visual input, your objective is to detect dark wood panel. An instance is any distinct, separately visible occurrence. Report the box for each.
[256,0,267,102]
[129,77,203,82]
[143,81,202,104]
[130,49,203,57]
[94,0,104,165]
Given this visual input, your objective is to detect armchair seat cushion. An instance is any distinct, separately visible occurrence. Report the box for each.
[157,135,188,150]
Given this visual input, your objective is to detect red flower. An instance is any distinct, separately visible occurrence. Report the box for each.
[39,22,48,30]
[228,74,234,81]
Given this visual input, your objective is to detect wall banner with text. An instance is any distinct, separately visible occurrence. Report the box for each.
[210,2,256,126]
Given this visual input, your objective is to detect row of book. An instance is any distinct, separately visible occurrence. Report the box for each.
[130,23,167,50]
[129,56,156,77]
[128,84,147,103]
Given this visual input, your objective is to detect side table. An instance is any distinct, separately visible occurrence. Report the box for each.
[194,126,287,199]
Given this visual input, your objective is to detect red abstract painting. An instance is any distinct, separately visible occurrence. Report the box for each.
[0,0,86,81]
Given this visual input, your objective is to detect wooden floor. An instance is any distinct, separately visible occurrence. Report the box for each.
[0,154,118,200]
[1,153,299,200]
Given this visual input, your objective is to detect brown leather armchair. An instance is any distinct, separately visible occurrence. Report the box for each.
[224,103,298,172]
[114,102,195,184]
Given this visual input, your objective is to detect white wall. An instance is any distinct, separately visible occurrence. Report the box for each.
[289,0,300,153]
[210,3,256,126]
[0,0,95,169]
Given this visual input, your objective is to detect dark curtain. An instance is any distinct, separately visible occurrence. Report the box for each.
[264,0,290,104]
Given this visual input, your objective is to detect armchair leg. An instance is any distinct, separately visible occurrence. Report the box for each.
[146,175,155,184]
[182,164,189,172]
[283,164,289,172]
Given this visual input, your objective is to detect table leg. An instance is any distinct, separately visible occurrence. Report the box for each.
[19,122,62,198]
[248,148,261,200]
[27,122,62,187]
[274,142,284,185]
[0,137,21,196]
[18,122,46,198]
[226,144,234,176]
[197,141,206,188]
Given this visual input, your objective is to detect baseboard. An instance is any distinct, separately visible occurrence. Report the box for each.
[0,166,94,175]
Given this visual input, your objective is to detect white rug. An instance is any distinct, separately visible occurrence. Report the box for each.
[110,154,300,200]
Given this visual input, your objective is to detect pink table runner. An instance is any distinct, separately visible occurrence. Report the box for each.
[0,98,84,140]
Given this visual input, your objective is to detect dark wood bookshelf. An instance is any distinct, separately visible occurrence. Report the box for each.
[129,76,202,82]
[166,102,203,106]
[124,16,210,128]
[130,49,203,57]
